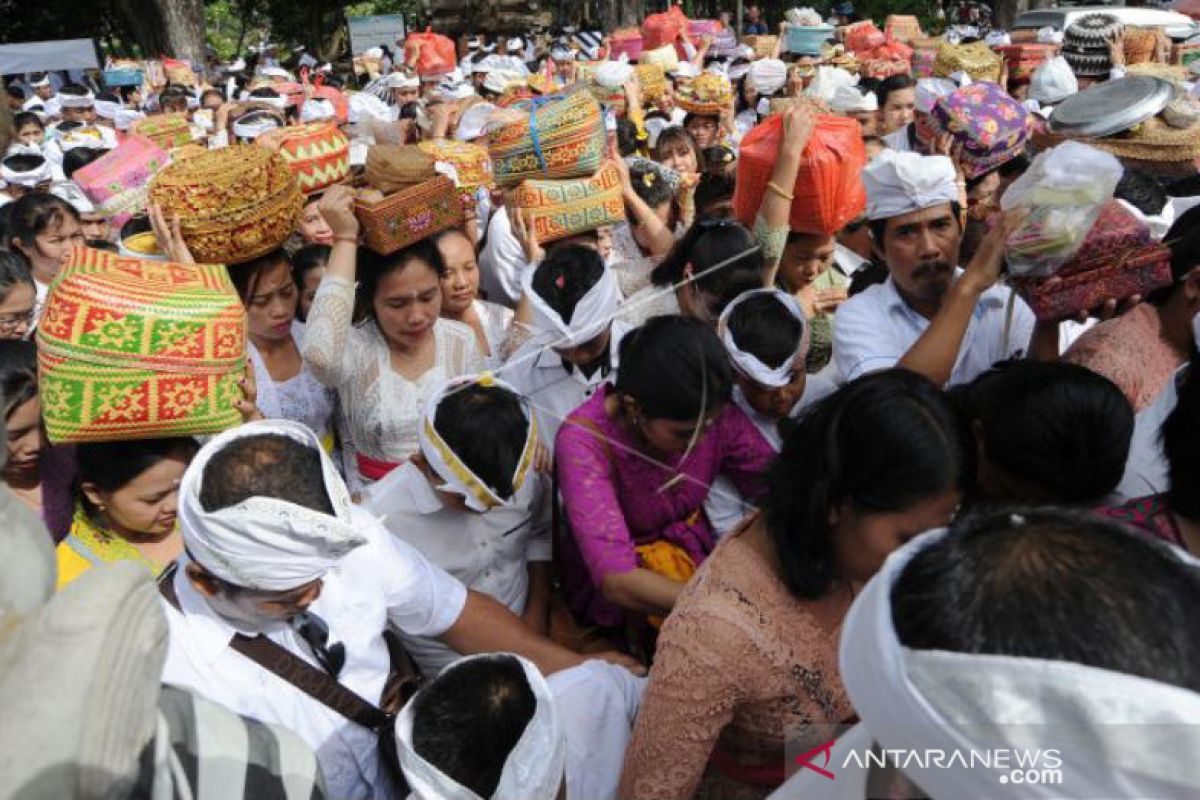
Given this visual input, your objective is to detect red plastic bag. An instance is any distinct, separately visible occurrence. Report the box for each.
[859,37,914,78]
[843,20,887,54]
[405,28,457,76]
[643,6,690,51]
[733,114,867,236]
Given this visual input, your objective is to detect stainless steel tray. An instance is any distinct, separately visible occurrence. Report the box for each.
[1049,76,1174,138]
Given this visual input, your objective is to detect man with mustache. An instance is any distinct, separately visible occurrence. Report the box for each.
[832,150,1047,387]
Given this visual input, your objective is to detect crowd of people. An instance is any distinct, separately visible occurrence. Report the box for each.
[4,3,1200,799]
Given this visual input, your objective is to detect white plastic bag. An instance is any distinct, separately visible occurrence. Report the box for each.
[1000,141,1124,277]
[786,7,824,27]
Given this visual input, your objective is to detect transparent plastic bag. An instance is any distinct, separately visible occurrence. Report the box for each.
[1000,141,1124,277]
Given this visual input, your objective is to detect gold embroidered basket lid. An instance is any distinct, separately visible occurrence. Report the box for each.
[149,145,293,217]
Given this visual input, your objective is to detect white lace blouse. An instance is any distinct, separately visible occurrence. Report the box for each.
[247,320,337,447]
[302,275,484,491]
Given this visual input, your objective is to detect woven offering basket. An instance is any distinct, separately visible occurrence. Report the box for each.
[148,145,302,265]
[36,247,246,443]
[511,163,626,244]
[354,176,464,256]
[257,122,351,195]
[487,89,606,188]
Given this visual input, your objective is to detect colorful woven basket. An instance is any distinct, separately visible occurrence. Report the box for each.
[912,36,942,78]
[676,73,734,115]
[354,176,464,255]
[885,15,923,44]
[1015,240,1172,321]
[130,113,194,150]
[73,136,170,229]
[417,139,494,198]
[148,145,302,265]
[487,90,606,188]
[994,43,1058,84]
[256,122,350,195]
[743,35,779,59]
[511,163,626,244]
[36,247,246,443]
[934,41,1003,83]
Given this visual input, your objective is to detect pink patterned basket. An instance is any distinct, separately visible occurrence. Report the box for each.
[73,136,171,228]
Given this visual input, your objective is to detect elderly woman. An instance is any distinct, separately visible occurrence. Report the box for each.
[620,369,966,800]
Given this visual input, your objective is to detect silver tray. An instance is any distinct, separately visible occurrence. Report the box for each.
[1049,76,1174,138]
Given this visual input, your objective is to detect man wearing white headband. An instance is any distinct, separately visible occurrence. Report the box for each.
[832,150,1043,387]
[362,376,552,676]
[55,84,97,125]
[772,507,1200,799]
[161,420,639,800]
[0,153,52,197]
[398,652,645,800]
[828,85,878,135]
[706,289,836,534]
[386,70,420,106]
[500,245,630,448]
[299,98,335,124]
[231,109,282,142]
[50,181,110,241]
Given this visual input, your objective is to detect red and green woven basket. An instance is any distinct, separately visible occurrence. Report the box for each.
[36,247,247,444]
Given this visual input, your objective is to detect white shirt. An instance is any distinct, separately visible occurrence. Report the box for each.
[882,125,915,153]
[160,510,467,800]
[1117,365,1185,499]
[472,297,515,369]
[361,462,551,676]
[832,273,1035,387]
[550,660,646,800]
[478,209,530,308]
[705,375,838,535]
[247,320,337,444]
[498,321,632,449]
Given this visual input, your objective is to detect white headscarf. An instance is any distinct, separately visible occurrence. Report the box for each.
[114,109,145,131]
[863,150,958,221]
[385,72,420,90]
[1,154,51,187]
[348,92,392,124]
[595,60,634,90]
[455,102,497,142]
[916,77,960,114]
[417,374,539,513]
[748,59,788,95]
[232,110,282,141]
[299,98,336,123]
[94,100,121,121]
[178,419,367,592]
[806,66,858,104]
[827,528,1200,799]
[57,90,95,109]
[829,85,878,113]
[1029,56,1078,105]
[483,70,524,96]
[718,288,809,388]
[50,181,96,215]
[522,253,621,349]
[396,653,566,800]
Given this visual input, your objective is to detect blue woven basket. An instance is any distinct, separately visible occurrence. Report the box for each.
[103,69,143,87]
[787,24,834,56]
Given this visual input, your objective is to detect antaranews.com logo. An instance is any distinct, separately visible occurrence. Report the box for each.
[796,739,1064,787]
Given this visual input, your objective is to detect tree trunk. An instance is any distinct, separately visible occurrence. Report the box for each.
[154,0,207,66]
[993,0,1024,31]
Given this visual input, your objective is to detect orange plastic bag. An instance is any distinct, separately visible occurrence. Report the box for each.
[733,114,867,236]
[843,20,887,54]
[643,5,690,51]
[405,28,457,76]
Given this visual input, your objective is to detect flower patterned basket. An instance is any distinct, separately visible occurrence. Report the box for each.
[73,135,170,229]
[418,139,495,198]
[256,122,351,195]
[354,176,464,256]
[487,89,606,188]
[36,247,246,444]
[929,82,1031,179]
[511,164,626,244]
[130,113,194,150]
[676,73,734,115]
[148,145,303,265]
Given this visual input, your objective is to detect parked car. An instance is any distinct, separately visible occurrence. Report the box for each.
[1013,5,1200,39]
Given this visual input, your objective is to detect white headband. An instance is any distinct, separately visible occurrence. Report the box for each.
[249,94,289,110]
[386,72,421,90]
[832,527,1200,799]
[57,91,95,109]
[50,181,96,215]
[718,288,809,388]
[396,653,566,800]
[300,98,336,123]
[179,420,367,592]
[114,109,145,131]
[93,100,121,120]
[522,262,620,349]
[417,374,538,513]
[1,156,50,187]
[232,111,282,140]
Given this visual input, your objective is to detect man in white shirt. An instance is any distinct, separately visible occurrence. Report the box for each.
[833,150,1049,387]
[499,245,629,448]
[161,420,638,800]
[396,653,645,800]
[363,376,553,676]
[881,76,956,155]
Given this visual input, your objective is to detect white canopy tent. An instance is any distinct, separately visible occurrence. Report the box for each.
[0,39,98,76]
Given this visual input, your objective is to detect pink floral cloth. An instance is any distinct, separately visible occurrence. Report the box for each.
[555,384,775,627]
[1061,303,1186,412]
[929,81,1030,178]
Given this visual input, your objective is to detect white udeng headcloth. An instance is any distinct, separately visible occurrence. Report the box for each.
[522,260,621,349]
[718,288,809,388]
[396,653,566,800]
[830,528,1200,799]
[178,419,367,591]
[418,374,539,513]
